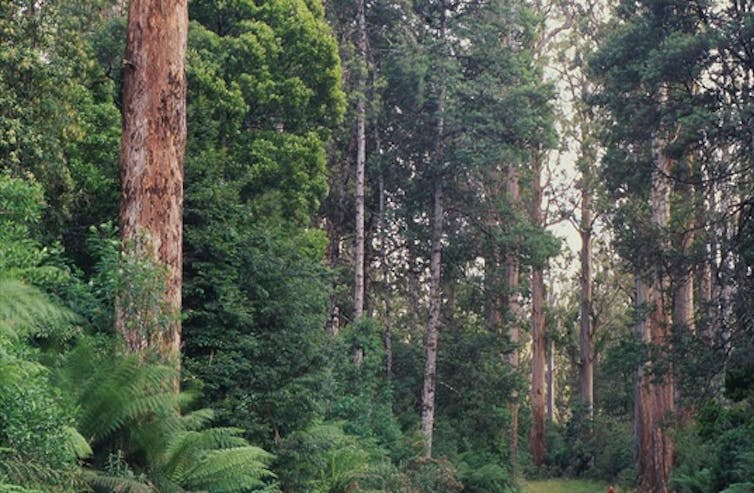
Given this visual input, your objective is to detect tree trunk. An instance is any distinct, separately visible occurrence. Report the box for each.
[634,130,674,493]
[547,337,555,422]
[117,0,188,363]
[420,5,447,456]
[353,0,367,321]
[529,154,547,468]
[505,164,521,479]
[379,170,393,378]
[530,266,547,466]
[673,262,695,334]
[673,159,696,337]
[421,181,443,457]
[579,185,594,416]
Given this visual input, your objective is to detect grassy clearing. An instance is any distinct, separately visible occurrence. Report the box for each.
[523,479,625,493]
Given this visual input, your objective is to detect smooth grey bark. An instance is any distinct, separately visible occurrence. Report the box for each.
[353,0,367,320]
[547,337,555,422]
[579,184,594,416]
[379,171,393,378]
[420,2,447,457]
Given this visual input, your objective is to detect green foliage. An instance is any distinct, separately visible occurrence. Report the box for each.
[0,277,82,492]
[327,319,404,455]
[523,479,613,493]
[59,339,280,493]
[542,407,633,484]
[179,0,345,452]
[275,422,387,493]
[0,0,121,240]
[672,400,754,493]
[402,457,464,493]
[458,454,515,493]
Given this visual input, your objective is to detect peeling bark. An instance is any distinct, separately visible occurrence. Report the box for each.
[634,129,675,493]
[117,0,188,363]
[530,266,547,466]
[505,164,521,479]
[529,154,546,467]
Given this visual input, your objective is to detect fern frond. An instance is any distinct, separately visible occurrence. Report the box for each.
[61,345,180,442]
[181,446,276,493]
[84,470,154,493]
[0,480,44,493]
[63,426,93,459]
[179,408,215,432]
[0,278,76,340]
[0,358,44,386]
[0,456,79,491]
[721,483,754,493]
[160,427,249,482]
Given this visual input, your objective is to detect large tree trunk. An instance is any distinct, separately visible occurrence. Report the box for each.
[529,155,547,467]
[420,5,447,456]
[353,0,367,320]
[673,258,695,334]
[530,267,547,466]
[117,0,188,362]
[634,131,674,493]
[673,160,695,337]
[579,185,594,416]
[505,164,521,479]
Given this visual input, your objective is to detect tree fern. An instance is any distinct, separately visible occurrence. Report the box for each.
[85,471,154,493]
[0,277,83,492]
[58,340,180,443]
[0,278,76,341]
[59,339,279,492]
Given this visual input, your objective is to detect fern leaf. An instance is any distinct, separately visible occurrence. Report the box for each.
[63,426,93,459]
[0,278,76,339]
[84,470,155,493]
[181,446,276,493]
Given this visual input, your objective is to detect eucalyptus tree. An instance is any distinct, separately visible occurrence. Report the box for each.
[590,1,712,490]
[399,0,557,459]
[551,0,610,419]
[117,0,188,361]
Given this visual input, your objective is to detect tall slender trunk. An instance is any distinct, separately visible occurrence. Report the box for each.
[379,170,393,378]
[420,4,447,457]
[353,0,368,320]
[547,337,555,422]
[529,154,547,467]
[635,129,674,493]
[117,0,188,363]
[579,185,594,416]
[505,164,521,479]
[326,215,342,336]
[421,181,444,457]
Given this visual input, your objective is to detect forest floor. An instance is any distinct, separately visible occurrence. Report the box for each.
[523,479,619,493]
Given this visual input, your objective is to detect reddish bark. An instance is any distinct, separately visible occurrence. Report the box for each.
[117,0,188,362]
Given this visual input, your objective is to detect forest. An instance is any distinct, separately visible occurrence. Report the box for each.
[1,0,753,492]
